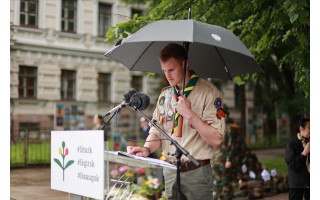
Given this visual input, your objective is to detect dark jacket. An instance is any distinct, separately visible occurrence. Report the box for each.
[285,136,310,188]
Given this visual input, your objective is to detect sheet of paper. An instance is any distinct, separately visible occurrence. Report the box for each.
[109,151,176,168]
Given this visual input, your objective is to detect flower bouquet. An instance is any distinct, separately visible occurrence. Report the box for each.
[139,176,164,199]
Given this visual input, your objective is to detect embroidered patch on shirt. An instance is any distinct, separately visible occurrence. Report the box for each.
[216,108,225,119]
[214,97,222,109]
[159,96,165,106]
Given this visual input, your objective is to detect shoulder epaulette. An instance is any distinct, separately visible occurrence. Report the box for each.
[161,86,172,92]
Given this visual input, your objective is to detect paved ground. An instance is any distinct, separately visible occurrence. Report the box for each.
[11,148,288,200]
[10,167,76,200]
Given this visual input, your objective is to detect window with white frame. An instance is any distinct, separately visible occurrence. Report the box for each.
[61,0,77,33]
[19,66,37,99]
[98,73,111,102]
[61,69,76,100]
[98,3,112,37]
[131,75,143,92]
[20,0,38,27]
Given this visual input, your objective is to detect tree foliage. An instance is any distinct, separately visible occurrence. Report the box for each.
[106,0,310,135]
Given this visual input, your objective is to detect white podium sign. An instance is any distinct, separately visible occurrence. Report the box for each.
[51,130,104,200]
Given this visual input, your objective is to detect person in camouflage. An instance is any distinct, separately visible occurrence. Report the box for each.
[212,106,238,200]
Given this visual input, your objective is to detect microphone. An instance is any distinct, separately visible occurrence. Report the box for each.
[104,88,137,116]
[123,88,137,103]
[129,92,150,110]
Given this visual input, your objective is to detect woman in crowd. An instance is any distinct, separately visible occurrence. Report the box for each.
[285,118,310,200]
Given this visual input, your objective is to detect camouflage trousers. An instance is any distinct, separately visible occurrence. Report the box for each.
[213,163,233,200]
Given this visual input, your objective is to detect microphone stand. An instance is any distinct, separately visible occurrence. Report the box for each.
[100,102,127,131]
[100,111,117,131]
[131,106,200,200]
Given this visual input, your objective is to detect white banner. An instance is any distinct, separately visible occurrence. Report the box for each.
[51,130,104,200]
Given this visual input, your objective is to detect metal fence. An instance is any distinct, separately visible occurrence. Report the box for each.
[10,128,51,168]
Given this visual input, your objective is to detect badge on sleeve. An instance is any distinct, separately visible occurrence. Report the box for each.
[159,96,165,106]
[216,108,225,119]
[214,97,222,109]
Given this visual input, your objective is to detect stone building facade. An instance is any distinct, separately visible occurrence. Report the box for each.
[10,0,159,142]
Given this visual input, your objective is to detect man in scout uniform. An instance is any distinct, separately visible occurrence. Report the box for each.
[127,43,226,200]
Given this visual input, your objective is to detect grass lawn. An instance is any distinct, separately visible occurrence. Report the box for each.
[259,157,288,174]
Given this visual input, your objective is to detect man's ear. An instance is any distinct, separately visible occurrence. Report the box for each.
[182,59,189,69]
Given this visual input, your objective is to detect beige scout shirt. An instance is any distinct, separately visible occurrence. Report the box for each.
[149,78,226,163]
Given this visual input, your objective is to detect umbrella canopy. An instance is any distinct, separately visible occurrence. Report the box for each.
[104,19,263,79]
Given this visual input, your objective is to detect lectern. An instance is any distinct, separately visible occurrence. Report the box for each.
[104,151,175,200]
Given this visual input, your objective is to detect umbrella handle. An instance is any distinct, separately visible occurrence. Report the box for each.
[177,116,183,137]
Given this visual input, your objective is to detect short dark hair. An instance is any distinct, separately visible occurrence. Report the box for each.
[296,118,310,132]
[95,113,103,120]
[158,43,185,65]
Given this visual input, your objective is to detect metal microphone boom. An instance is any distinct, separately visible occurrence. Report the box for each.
[104,101,128,117]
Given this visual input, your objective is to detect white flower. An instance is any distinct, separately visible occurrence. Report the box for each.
[249,171,256,179]
[261,169,271,181]
[242,164,247,173]
[270,169,277,177]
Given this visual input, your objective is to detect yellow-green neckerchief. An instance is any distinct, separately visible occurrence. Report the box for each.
[171,71,199,135]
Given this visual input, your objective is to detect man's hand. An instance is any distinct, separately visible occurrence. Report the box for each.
[176,95,223,148]
[176,95,193,120]
[127,146,149,157]
[302,142,310,156]
[127,133,160,157]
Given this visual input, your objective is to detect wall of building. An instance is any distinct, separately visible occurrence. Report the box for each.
[10,0,158,140]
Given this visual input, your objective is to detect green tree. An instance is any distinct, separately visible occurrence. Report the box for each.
[106,0,310,138]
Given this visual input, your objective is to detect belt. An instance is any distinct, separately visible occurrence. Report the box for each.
[170,159,210,172]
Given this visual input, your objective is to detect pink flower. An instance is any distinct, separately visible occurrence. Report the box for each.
[119,166,130,173]
[152,178,160,189]
[110,169,119,178]
[65,148,69,155]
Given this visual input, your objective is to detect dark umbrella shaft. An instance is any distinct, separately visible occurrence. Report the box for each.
[177,42,189,138]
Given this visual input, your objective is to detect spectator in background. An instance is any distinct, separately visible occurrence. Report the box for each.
[92,113,108,142]
[140,117,150,140]
[212,106,237,200]
[93,114,104,130]
[285,118,310,200]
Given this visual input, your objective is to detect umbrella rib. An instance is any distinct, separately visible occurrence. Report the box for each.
[130,41,155,71]
[214,46,232,80]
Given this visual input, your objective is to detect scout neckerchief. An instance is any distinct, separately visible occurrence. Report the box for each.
[297,133,310,172]
[171,71,199,135]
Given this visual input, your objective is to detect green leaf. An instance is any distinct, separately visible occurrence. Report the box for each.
[122,32,128,38]
[62,141,65,148]
[54,158,63,169]
[65,160,74,169]
[289,13,299,23]
[132,13,138,20]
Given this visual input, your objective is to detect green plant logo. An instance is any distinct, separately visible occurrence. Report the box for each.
[54,141,74,181]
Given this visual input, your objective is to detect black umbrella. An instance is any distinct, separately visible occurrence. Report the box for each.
[105,19,263,80]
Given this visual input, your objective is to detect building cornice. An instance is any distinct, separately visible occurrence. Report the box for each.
[11,41,110,60]
[10,25,113,60]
